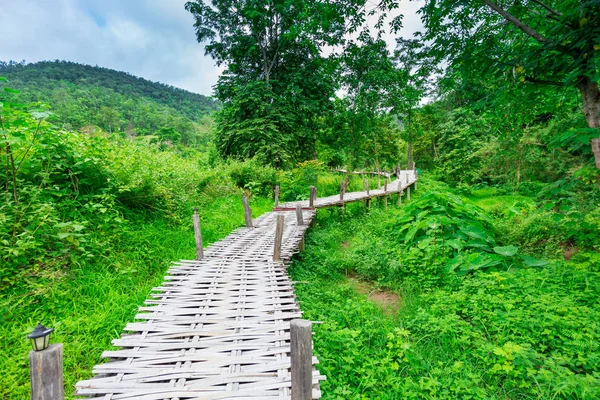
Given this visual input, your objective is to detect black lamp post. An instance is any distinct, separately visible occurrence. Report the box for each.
[27,323,54,352]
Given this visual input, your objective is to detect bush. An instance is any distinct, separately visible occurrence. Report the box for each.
[226,158,278,197]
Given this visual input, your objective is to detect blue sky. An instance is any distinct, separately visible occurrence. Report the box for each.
[0,0,422,96]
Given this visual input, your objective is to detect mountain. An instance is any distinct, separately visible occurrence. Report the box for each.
[0,60,219,145]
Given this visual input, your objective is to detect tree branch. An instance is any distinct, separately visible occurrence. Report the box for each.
[524,76,565,86]
[482,0,549,44]
[530,0,562,17]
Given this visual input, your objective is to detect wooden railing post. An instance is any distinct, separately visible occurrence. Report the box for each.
[407,186,411,201]
[339,180,345,201]
[295,204,304,226]
[193,207,203,260]
[414,168,418,191]
[309,186,316,209]
[384,178,388,193]
[273,214,285,262]
[397,187,402,206]
[242,194,253,227]
[274,185,280,208]
[364,179,369,195]
[291,320,312,400]
[30,344,64,400]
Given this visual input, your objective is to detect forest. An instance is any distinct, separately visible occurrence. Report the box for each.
[1,0,599,399]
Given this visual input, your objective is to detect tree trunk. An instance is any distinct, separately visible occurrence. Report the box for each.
[407,132,414,170]
[578,76,600,186]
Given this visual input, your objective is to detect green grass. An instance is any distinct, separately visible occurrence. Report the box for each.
[3,176,598,399]
[289,182,600,399]
[0,193,272,399]
[467,188,536,214]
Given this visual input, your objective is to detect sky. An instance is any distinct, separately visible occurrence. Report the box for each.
[0,0,423,96]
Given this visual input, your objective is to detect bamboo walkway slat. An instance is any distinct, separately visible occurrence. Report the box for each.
[76,171,417,400]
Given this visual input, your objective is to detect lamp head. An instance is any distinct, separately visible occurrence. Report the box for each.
[27,323,54,351]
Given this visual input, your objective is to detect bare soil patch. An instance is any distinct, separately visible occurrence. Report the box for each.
[348,277,400,315]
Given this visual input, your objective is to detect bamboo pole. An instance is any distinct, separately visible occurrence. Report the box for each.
[193,207,203,260]
[295,204,304,226]
[309,186,316,209]
[242,194,253,227]
[273,214,285,261]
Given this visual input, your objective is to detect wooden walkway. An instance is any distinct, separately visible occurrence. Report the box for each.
[76,170,418,399]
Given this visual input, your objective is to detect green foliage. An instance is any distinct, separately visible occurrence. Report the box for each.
[0,85,274,399]
[215,81,297,167]
[278,160,326,201]
[226,158,278,196]
[0,61,218,146]
[290,181,600,399]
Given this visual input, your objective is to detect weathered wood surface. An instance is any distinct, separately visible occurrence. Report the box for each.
[290,320,312,400]
[76,171,418,400]
[331,169,392,178]
[76,208,323,399]
[30,344,64,400]
[278,170,417,210]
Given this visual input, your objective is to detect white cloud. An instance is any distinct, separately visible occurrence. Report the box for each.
[0,0,217,94]
[0,1,424,96]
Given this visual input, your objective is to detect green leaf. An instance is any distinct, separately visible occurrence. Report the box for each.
[4,88,20,94]
[521,255,548,267]
[459,224,492,242]
[493,245,519,257]
[0,76,7,82]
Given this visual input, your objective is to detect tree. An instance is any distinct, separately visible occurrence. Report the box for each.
[326,32,407,170]
[185,0,382,167]
[185,0,342,165]
[405,0,600,182]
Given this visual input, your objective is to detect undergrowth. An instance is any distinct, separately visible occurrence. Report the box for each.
[290,176,600,399]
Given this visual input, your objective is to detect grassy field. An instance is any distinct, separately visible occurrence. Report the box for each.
[0,194,272,399]
[3,174,598,399]
[290,179,600,399]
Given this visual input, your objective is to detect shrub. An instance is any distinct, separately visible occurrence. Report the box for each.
[226,158,278,197]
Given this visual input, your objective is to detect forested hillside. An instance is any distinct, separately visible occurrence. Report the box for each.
[2,0,600,399]
[0,60,219,145]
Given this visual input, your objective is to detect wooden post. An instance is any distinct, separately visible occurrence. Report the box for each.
[406,173,409,184]
[290,320,312,400]
[274,185,280,208]
[384,178,388,193]
[242,194,253,227]
[30,344,64,400]
[273,214,285,262]
[295,204,304,226]
[339,180,345,201]
[309,186,316,209]
[193,207,203,260]
[398,189,402,206]
[364,179,369,195]
[299,237,305,252]
[407,186,411,201]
